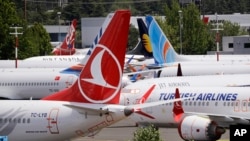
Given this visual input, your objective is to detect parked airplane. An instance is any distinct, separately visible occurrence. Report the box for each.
[144,15,250,65]
[123,86,250,141]
[0,13,142,68]
[52,19,77,55]
[0,15,157,100]
[127,18,250,78]
[0,10,187,141]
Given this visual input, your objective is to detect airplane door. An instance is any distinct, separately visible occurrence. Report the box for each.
[66,76,74,88]
[48,108,59,134]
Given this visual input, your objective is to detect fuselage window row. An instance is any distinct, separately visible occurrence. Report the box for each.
[164,101,250,107]
[0,82,59,87]
[0,118,30,124]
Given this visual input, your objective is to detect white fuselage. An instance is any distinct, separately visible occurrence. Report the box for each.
[121,86,250,127]
[158,64,250,77]
[120,74,250,127]
[0,54,140,68]
[0,71,77,99]
[0,101,127,141]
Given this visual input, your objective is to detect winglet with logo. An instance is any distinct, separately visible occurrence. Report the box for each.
[52,19,77,55]
[173,88,184,122]
[42,10,131,104]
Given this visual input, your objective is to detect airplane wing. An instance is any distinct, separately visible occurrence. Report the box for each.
[183,112,250,125]
[64,97,192,116]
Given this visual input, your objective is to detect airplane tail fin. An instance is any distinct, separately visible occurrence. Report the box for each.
[52,19,77,55]
[173,88,184,122]
[82,12,115,65]
[42,10,131,104]
[146,16,179,64]
[136,18,153,58]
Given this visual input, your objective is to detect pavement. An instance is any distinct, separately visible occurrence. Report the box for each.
[73,118,230,141]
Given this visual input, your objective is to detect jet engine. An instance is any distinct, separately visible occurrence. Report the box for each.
[177,115,225,141]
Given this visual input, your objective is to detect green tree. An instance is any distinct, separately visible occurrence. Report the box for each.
[160,0,213,55]
[133,125,162,141]
[0,0,23,59]
[128,24,139,51]
[20,22,52,58]
[182,3,212,54]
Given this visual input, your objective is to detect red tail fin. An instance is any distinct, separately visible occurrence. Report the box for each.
[52,19,77,55]
[173,88,184,122]
[43,10,131,104]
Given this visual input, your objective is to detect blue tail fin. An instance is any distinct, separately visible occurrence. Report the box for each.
[146,16,178,64]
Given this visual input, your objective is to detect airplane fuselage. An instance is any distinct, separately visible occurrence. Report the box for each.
[0,101,127,141]
[122,87,250,127]
[0,72,77,99]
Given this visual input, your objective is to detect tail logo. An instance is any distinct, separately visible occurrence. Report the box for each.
[142,34,153,53]
[66,22,76,49]
[79,44,122,103]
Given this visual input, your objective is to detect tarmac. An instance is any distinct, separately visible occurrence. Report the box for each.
[73,118,230,141]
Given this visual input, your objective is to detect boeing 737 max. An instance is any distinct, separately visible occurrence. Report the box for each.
[145,16,250,64]
[121,74,250,141]
[0,10,179,141]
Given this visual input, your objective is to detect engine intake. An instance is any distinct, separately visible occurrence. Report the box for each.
[178,115,225,141]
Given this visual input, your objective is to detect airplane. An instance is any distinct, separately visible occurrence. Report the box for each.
[51,19,77,55]
[144,15,250,65]
[126,18,250,78]
[0,65,138,100]
[121,75,250,141]
[0,10,188,141]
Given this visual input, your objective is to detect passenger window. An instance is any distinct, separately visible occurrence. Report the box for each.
[18,118,21,123]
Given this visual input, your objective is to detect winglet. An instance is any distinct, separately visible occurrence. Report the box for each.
[42,10,131,104]
[173,88,184,122]
[177,63,183,76]
[52,19,77,55]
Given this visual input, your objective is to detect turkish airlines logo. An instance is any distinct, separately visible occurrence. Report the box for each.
[78,44,122,103]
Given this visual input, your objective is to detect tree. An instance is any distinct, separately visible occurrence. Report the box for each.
[0,0,23,59]
[182,3,213,54]
[159,0,213,55]
[133,125,162,141]
[128,24,139,51]
[20,22,52,58]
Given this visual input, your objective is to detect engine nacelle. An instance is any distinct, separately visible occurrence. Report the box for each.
[178,115,225,141]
